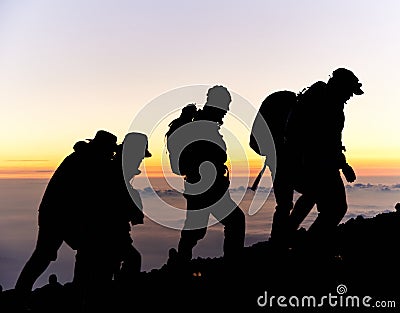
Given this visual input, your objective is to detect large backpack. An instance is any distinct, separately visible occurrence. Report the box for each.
[249,90,297,190]
[249,90,297,156]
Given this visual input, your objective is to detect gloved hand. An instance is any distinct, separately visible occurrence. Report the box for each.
[342,163,356,183]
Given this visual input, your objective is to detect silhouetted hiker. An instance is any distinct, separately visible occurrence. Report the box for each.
[249,90,312,252]
[285,68,363,253]
[111,132,151,283]
[166,86,245,267]
[15,130,118,300]
[71,132,151,311]
[249,91,316,251]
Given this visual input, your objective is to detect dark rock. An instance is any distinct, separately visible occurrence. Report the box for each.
[2,211,400,312]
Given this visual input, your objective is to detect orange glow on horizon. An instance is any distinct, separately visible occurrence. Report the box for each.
[0,160,400,179]
[1,157,399,179]
[349,157,400,176]
[0,166,55,179]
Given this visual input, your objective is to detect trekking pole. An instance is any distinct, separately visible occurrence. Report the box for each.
[250,158,268,191]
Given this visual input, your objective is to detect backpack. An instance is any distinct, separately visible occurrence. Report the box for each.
[248,90,297,190]
[165,104,198,175]
[249,90,297,156]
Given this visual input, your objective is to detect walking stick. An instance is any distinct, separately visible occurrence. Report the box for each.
[250,158,268,191]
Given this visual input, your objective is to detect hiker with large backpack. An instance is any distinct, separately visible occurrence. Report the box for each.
[285,68,362,253]
[250,68,363,253]
[250,90,315,250]
[166,86,245,267]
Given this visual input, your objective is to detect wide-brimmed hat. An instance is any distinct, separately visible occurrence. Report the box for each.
[87,130,118,149]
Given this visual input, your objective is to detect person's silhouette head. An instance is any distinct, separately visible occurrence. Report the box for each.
[122,132,151,179]
[328,68,363,103]
[88,130,118,159]
[203,85,232,124]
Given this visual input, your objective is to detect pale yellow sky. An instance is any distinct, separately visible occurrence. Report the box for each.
[1,1,399,178]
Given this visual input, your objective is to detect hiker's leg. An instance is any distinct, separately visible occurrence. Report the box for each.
[309,171,347,235]
[270,166,294,247]
[178,200,209,261]
[119,244,142,279]
[111,235,141,283]
[178,228,207,261]
[308,171,347,252]
[219,205,245,260]
[15,227,62,293]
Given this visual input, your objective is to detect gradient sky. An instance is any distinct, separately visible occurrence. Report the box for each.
[1,0,400,178]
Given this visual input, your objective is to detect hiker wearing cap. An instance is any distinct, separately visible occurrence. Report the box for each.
[72,132,151,301]
[284,68,364,253]
[165,86,245,267]
[15,130,118,296]
[110,132,151,283]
